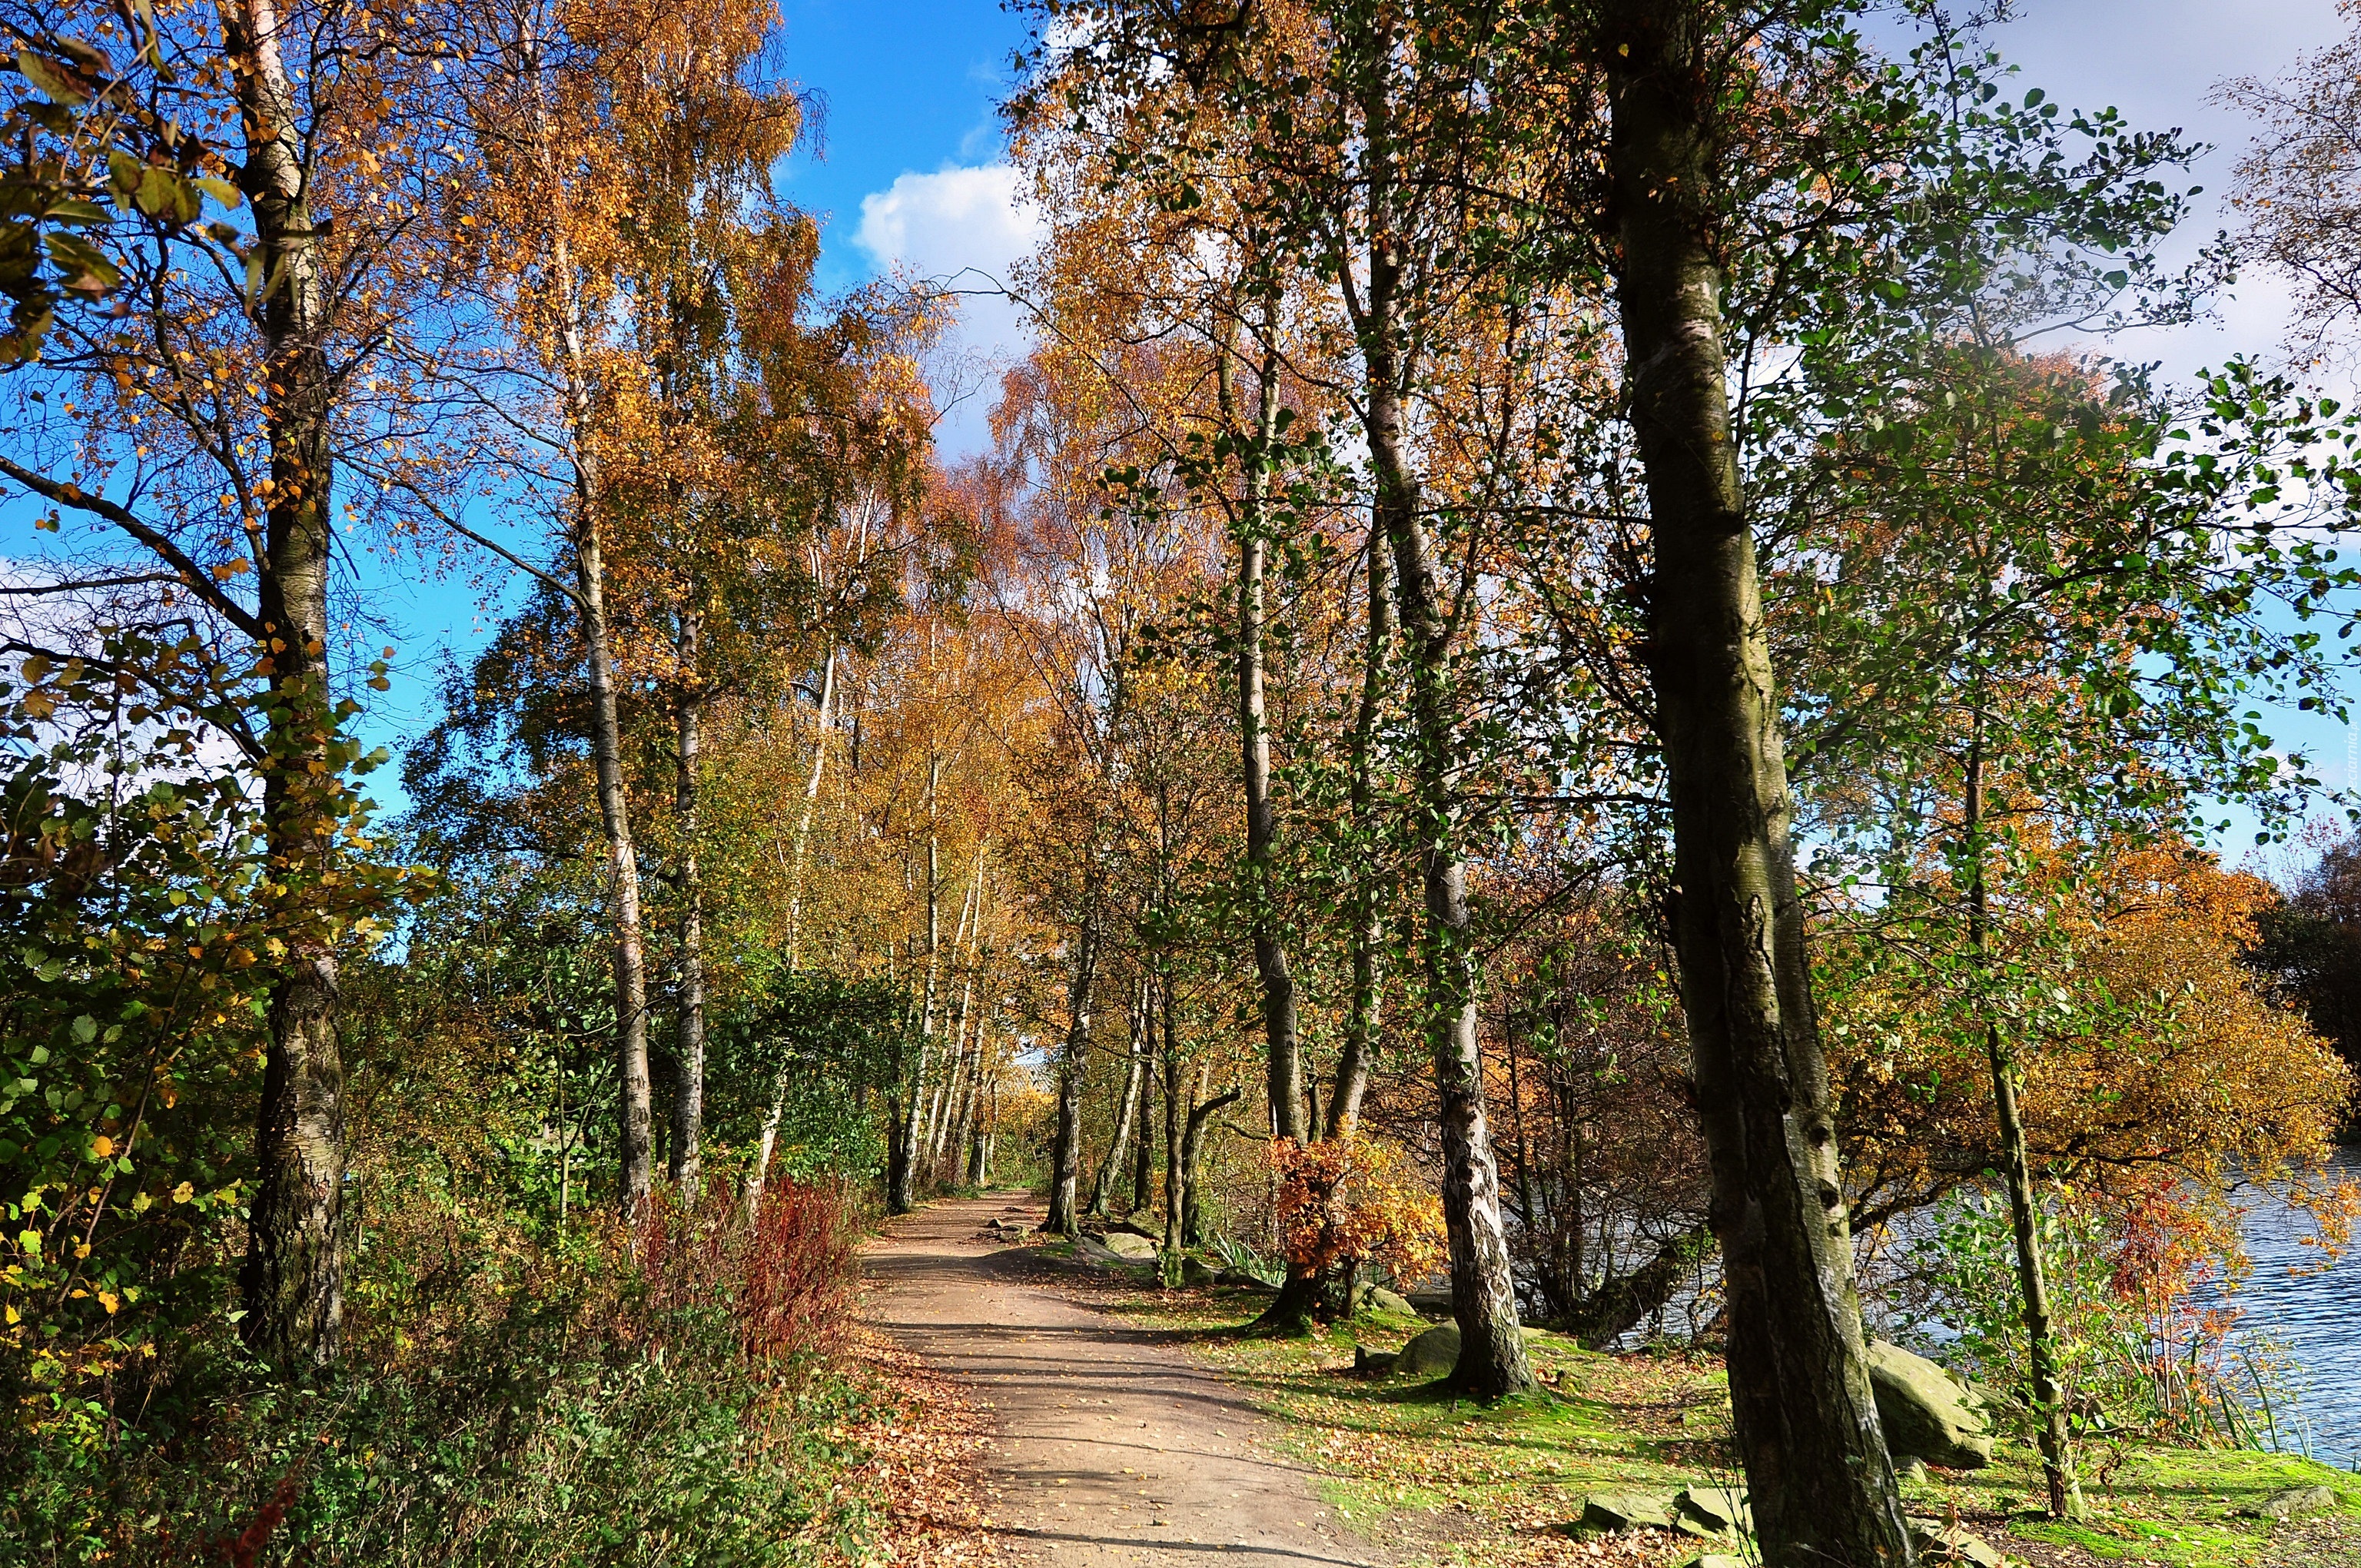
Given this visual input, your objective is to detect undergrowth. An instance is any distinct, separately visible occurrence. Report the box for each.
[2,1179,888,1567]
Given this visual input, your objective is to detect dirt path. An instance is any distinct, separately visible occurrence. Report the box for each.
[860,1194,1388,1568]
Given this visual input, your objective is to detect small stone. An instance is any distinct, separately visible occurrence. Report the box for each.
[2242,1484,2338,1521]
[1353,1344,1400,1375]
[1579,1493,1679,1533]
[1678,1556,1748,1568]
[1894,1458,1928,1485]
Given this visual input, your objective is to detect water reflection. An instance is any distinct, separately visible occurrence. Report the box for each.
[2236,1144,2361,1463]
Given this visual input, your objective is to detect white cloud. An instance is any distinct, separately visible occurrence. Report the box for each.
[855,164,1046,456]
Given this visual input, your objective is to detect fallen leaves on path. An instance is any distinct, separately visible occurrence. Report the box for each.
[830,1328,1009,1568]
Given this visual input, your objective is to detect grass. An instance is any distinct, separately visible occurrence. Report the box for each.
[1087,1282,2361,1568]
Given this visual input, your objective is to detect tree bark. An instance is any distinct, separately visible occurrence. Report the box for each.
[578,479,653,1223]
[1044,910,1098,1236]
[1363,267,1533,1402]
[231,0,344,1369]
[748,646,835,1217]
[1131,1045,1156,1211]
[1223,331,1304,1145]
[892,771,945,1214]
[515,18,653,1230]
[1158,975,1187,1287]
[1089,978,1151,1217]
[669,601,706,1190]
[1601,5,1911,1560]
[1329,525,1394,1141]
[1183,1075,1242,1248]
[1965,721,2084,1520]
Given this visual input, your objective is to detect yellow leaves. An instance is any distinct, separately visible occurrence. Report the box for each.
[171,1181,194,1204]
[90,1136,114,1159]
[98,1291,118,1315]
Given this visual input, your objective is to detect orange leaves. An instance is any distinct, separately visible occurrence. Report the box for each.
[1271,1135,1447,1287]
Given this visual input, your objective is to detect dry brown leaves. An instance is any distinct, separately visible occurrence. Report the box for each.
[828,1327,1010,1568]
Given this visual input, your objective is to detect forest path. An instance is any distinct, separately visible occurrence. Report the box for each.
[859,1194,1389,1568]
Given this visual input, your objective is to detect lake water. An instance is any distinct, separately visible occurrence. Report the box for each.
[2235,1144,2361,1465]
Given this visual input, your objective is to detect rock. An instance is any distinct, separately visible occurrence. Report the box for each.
[1111,1217,1161,1241]
[1390,1319,1542,1380]
[1364,1285,1417,1316]
[1101,1231,1158,1261]
[1675,1487,1750,1536]
[1074,1235,1128,1266]
[1867,1340,1995,1470]
[1182,1256,1220,1286]
[1353,1344,1400,1375]
[1395,1322,1463,1380]
[989,1219,1034,1239]
[1906,1520,2004,1567]
[2242,1484,2339,1521]
[1216,1268,1278,1291]
[1894,1457,1928,1485]
[1579,1493,1679,1532]
[1677,1556,1748,1568]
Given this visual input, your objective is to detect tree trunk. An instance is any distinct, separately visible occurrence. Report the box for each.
[578,480,653,1223]
[1159,974,1187,1287]
[1044,912,1097,1236]
[893,781,944,1214]
[1223,331,1304,1145]
[1965,723,2084,1519]
[1183,1073,1242,1249]
[1363,264,1533,1400]
[231,0,344,1369]
[1601,5,1911,1560]
[516,19,653,1231]
[749,647,836,1218]
[669,603,706,1190]
[1089,978,1150,1217]
[1329,525,1394,1141]
[1131,1035,1157,1211]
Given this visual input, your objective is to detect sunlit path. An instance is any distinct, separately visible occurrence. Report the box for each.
[862,1196,1386,1568]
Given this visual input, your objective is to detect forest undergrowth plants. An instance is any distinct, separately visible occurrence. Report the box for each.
[0,631,413,1427]
[3,1176,872,1566]
[1888,1181,2305,1461]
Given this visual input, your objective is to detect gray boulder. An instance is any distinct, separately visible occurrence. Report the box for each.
[1395,1322,1463,1379]
[1363,1285,1417,1316]
[1674,1487,1749,1536]
[1579,1493,1678,1532]
[1390,1319,1545,1380]
[1677,1556,1748,1568]
[2242,1484,2339,1521]
[1101,1231,1158,1261]
[1906,1520,2003,1567]
[1867,1340,1994,1469]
